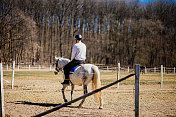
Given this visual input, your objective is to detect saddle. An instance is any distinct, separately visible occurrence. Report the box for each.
[69,64,83,74]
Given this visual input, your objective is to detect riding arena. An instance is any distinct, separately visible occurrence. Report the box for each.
[0,62,176,117]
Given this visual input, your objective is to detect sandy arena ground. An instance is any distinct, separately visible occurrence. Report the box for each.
[3,71,176,117]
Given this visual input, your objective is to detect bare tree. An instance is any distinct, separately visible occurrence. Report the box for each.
[1,0,176,67]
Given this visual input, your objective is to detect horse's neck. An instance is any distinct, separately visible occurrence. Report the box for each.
[63,59,70,65]
[60,58,70,66]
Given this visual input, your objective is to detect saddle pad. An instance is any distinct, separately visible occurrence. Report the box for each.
[70,66,80,73]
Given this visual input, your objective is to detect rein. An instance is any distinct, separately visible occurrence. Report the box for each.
[55,60,63,72]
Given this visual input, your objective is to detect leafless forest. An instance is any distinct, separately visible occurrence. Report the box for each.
[1,0,176,67]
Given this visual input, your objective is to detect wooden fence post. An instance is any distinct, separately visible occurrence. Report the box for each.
[0,63,5,117]
[161,65,163,88]
[50,65,52,71]
[12,61,15,89]
[29,64,30,71]
[39,65,41,70]
[135,64,140,117]
[6,64,8,71]
[117,63,120,88]
[18,64,20,71]
[154,67,156,73]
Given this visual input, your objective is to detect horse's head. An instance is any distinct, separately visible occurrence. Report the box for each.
[54,57,70,75]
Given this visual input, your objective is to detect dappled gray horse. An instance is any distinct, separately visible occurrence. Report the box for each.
[54,57,103,109]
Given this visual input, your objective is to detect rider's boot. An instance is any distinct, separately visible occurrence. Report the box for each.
[61,79,70,85]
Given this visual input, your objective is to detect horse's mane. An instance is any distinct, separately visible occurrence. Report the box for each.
[55,57,70,62]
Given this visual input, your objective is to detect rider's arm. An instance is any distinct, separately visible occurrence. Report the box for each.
[71,45,77,61]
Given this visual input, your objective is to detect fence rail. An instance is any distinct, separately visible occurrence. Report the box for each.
[3,64,54,71]
[2,63,175,74]
[97,65,175,74]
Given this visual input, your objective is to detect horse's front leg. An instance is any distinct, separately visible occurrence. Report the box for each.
[78,85,88,108]
[62,85,68,102]
[71,84,75,101]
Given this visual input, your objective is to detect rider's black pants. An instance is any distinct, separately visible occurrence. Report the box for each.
[63,59,85,80]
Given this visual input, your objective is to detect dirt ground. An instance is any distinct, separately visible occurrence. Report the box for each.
[3,71,176,117]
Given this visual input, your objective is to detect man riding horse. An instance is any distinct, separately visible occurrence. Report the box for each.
[62,34,86,85]
[54,35,103,108]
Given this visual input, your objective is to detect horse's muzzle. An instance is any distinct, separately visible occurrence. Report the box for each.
[54,67,60,75]
[54,71,58,75]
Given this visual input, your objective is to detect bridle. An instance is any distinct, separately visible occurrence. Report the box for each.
[54,57,70,75]
[54,59,63,74]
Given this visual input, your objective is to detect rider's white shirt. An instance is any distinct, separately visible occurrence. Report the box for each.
[71,41,86,61]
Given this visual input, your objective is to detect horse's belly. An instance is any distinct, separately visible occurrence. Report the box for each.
[69,65,94,86]
[70,74,83,86]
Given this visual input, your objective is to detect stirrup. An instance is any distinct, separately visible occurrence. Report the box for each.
[61,81,70,86]
[61,83,70,86]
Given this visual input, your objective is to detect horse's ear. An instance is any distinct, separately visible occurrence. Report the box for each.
[55,56,61,61]
[55,56,59,60]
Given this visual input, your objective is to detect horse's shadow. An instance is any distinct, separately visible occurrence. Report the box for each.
[10,101,82,108]
[11,101,60,107]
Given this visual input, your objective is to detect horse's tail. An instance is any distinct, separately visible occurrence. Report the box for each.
[91,65,103,108]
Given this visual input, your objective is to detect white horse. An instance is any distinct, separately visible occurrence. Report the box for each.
[54,57,103,109]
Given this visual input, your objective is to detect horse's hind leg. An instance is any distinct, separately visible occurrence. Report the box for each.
[98,93,103,109]
[78,85,87,108]
[62,85,68,102]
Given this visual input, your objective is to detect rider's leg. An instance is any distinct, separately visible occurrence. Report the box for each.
[62,65,71,85]
[62,61,75,85]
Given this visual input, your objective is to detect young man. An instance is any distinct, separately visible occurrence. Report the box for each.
[61,34,86,85]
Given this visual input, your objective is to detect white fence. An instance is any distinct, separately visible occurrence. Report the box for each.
[2,62,175,74]
[97,65,175,74]
[2,62,175,75]
[3,63,54,72]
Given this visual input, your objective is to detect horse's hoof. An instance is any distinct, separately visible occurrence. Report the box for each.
[54,71,58,75]
[64,99,68,102]
[78,106,82,108]
[78,104,82,108]
[99,106,103,109]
